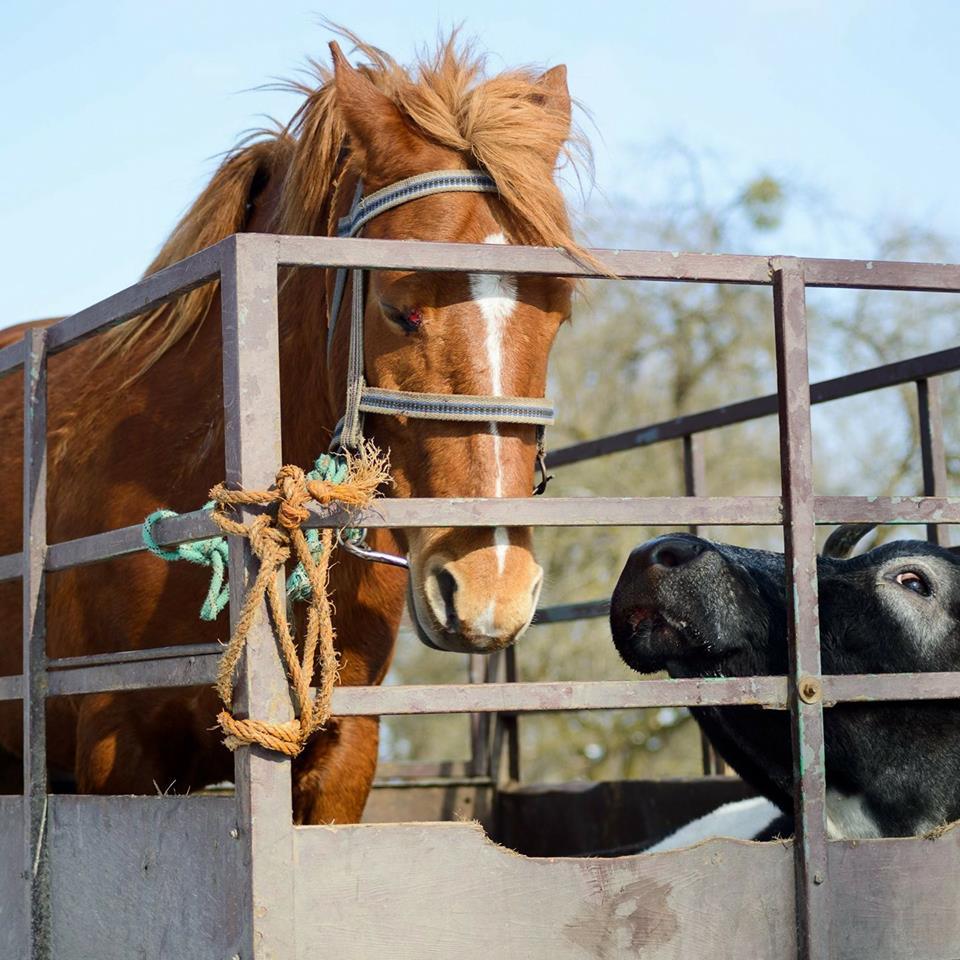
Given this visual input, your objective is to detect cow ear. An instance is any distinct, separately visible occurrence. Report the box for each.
[822,524,876,559]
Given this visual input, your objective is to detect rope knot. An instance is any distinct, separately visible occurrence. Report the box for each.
[202,442,390,757]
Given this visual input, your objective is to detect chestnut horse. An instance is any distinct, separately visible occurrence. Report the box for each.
[0,33,583,823]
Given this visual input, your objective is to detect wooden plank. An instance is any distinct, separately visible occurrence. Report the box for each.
[0,797,27,956]
[47,796,243,960]
[294,821,797,959]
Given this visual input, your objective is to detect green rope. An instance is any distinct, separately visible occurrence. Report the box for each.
[142,453,364,622]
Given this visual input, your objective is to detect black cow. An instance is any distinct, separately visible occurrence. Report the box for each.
[610,526,960,840]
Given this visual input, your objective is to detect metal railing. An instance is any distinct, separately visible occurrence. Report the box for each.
[1,233,958,959]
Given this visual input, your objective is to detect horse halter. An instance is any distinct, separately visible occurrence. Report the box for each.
[327,169,555,498]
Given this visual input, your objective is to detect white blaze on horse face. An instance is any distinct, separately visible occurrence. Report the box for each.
[469,232,517,581]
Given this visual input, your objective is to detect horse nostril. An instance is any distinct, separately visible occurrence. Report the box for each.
[435,568,460,632]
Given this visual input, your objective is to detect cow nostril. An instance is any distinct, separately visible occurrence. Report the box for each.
[634,535,706,571]
[435,568,460,632]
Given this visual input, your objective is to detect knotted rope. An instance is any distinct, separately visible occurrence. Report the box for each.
[143,445,388,757]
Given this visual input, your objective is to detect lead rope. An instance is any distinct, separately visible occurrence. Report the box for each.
[143,445,388,757]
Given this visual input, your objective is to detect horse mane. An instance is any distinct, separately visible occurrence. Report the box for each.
[101,27,589,381]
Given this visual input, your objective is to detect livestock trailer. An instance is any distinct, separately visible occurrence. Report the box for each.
[1,233,958,958]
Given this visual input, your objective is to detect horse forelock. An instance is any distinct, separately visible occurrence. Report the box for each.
[96,25,590,384]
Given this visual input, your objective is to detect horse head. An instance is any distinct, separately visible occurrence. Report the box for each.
[305,39,580,654]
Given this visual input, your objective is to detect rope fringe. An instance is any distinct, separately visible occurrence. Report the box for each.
[144,443,389,757]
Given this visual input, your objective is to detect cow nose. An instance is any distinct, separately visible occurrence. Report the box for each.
[631,535,706,571]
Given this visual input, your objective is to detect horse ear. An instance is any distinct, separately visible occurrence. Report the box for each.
[330,41,425,177]
[533,65,571,166]
[822,524,877,559]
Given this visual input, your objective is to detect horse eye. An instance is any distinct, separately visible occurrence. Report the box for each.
[380,302,423,334]
[895,571,931,597]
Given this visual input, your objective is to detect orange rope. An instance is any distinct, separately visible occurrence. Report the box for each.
[209,444,389,757]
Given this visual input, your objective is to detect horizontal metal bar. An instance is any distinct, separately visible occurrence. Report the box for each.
[329,678,789,715]
[533,599,610,625]
[307,496,785,529]
[44,241,224,352]
[276,235,773,283]
[41,496,960,575]
[48,643,224,672]
[0,338,24,376]
[822,672,960,704]
[46,652,220,697]
[0,551,22,583]
[371,776,494,789]
[801,256,960,293]
[550,346,960,467]
[0,674,24,702]
[45,508,216,571]
[814,496,960,525]
[276,235,960,291]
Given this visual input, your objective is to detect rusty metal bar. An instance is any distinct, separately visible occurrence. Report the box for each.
[772,260,829,960]
[549,346,960,468]
[0,674,23,703]
[532,599,609,625]
[220,233,294,958]
[36,652,960,707]
[0,337,25,377]
[0,551,23,583]
[47,642,223,671]
[918,378,950,546]
[44,241,224,353]
[275,235,960,291]
[37,494,960,577]
[45,651,220,697]
[329,677,789,715]
[22,327,49,958]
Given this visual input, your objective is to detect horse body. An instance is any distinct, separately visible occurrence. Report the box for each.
[0,32,580,823]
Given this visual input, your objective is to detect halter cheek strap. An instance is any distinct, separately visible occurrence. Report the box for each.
[327,170,556,463]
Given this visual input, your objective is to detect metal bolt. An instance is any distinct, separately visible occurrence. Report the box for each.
[798,675,823,704]
[813,872,825,885]
[229,827,239,839]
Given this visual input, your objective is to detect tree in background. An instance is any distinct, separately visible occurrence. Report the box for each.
[381,146,960,783]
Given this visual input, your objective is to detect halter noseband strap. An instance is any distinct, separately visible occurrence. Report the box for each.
[327,169,556,457]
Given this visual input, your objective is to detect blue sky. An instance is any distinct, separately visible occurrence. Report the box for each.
[2,0,958,322]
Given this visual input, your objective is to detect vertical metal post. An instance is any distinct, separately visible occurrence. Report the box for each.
[683,433,725,776]
[221,234,295,959]
[22,327,49,959]
[917,378,949,546]
[772,259,829,960]
[467,654,490,778]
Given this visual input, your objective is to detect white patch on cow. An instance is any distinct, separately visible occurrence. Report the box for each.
[825,789,882,839]
[647,797,782,852]
[469,233,517,599]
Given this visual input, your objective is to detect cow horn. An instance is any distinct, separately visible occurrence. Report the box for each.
[822,524,877,559]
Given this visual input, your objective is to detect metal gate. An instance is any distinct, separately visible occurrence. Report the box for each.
[1,232,958,958]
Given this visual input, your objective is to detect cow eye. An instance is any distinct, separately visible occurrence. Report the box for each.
[380,302,423,334]
[895,571,931,597]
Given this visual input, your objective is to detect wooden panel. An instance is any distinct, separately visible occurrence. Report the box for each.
[828,830,960,959]
[48,796,243,959]
[294,821,796,959]
[0,797,27,956]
